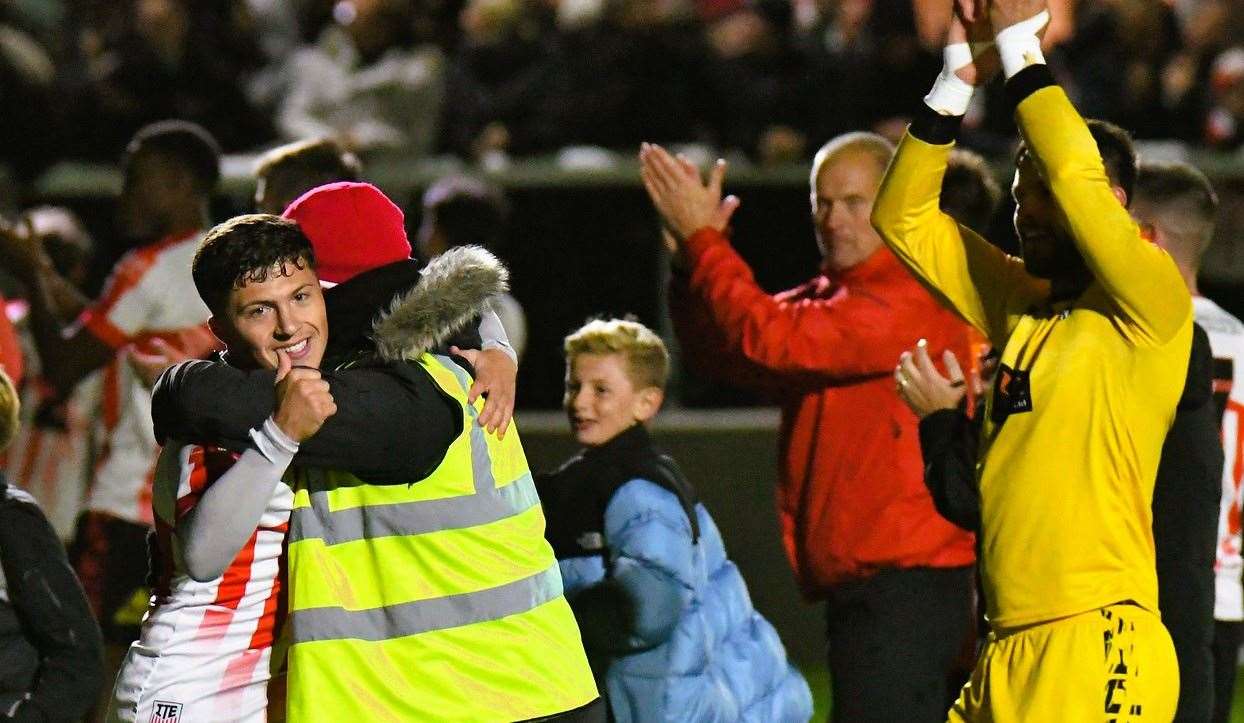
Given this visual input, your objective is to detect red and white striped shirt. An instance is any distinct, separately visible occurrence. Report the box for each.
[1199,297,1244,621]
[109,443,292,723]
[78,231,217,526]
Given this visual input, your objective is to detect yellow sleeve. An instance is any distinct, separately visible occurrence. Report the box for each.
[873,132,1046,346]
[1015,86,1192,345]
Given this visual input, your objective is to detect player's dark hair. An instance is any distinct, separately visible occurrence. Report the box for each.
[941,149,1002,232]
[1013,119,1137,205]
[256,137,362,190]
[124,120,222,194]
[193,214,316,316]
[422,175,510,253]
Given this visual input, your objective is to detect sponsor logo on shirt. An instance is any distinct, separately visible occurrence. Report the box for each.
[991,363,1034,423]
[150,701,183,723]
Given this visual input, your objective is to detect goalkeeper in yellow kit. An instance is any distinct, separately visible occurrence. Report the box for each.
[872,0,1190,720]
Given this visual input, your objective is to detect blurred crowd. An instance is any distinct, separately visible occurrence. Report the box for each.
[1,0,1243,182]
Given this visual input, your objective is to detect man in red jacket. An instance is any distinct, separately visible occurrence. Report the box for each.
[640,135,977,722]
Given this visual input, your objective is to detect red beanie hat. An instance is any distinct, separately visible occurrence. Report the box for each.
[282,181,412,284]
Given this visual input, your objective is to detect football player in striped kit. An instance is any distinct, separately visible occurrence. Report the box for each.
[108,215,334,722]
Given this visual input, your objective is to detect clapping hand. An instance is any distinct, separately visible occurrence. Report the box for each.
[638,143,740,243]
[894,341,969,420]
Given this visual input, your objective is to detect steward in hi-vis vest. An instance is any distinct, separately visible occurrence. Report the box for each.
[286,352,597,721]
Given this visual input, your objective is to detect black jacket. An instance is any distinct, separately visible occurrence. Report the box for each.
[0,477,103,722]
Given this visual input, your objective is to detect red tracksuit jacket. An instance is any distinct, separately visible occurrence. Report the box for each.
[669,228,976,598]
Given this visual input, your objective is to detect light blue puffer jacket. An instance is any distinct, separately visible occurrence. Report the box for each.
[559,478,813,723]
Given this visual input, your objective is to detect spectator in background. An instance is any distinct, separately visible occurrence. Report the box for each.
[416,175,526,359]
[1205,47,1244,150]
[438,0,557,160]
[1161,0,1241,145]
[537,317,813,721]
[541,0,708,154]
[0,4,59,180]
[940,149,1002,234]
[1132,161,1243,723]
[799,0,940,143]
[0,366,104,723]
[269,0,447,155]
[0,121,219,714]
[641,135,977,722]
[2,206,99,542]
[74,0,271,156]
[699,0,811,164]
[1055,0,1183,140]
[253,136,362,214]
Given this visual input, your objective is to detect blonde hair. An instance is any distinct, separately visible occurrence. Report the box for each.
[0,368,20,453]
[564,317,669,390]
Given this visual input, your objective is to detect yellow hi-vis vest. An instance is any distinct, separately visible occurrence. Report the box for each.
[284,353,597,722]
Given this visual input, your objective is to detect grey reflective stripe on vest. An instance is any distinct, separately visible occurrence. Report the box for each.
[289,563,564,643]
[290,354,534,547]
[293,472,540,546]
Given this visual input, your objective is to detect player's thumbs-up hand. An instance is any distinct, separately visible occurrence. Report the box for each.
[272,350,336,442]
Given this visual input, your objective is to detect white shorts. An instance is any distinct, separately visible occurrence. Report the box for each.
[107,642,273,723]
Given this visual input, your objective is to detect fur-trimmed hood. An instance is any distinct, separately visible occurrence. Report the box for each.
[371,245,509,362]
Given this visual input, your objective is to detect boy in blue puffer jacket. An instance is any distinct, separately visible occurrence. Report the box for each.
[537,318,812,723]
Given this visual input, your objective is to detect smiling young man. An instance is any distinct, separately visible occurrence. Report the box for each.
[871,0,1191,718]
[109,215,339,722]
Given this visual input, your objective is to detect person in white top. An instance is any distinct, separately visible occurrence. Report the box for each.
[0,121,222,702]
[109,214,336,723]
[1132,160,1244,723]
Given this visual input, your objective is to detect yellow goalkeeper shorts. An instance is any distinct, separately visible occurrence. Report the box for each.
[948,603,1178,722]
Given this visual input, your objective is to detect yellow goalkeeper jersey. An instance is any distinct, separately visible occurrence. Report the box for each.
[873,85,1193,628]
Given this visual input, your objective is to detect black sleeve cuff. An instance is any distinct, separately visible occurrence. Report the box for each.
[1005,64,1057,114]
[909,104,964,145]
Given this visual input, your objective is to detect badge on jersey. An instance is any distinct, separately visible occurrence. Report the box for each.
[991,363,1033,423]
[150,701,183,723]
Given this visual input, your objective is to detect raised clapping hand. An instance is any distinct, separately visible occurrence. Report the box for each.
[946,7,1000,87]
[272,349,337,442]
[450,346,516,439]
[638,143,740,244]
[894,341,969,420]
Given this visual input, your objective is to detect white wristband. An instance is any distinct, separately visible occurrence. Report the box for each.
[923,39,996,116]
[996,10,1049,79]
[924,60,975,116]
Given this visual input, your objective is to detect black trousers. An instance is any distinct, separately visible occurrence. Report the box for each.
[825,565,974,723]
[1211,620,1242,723]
